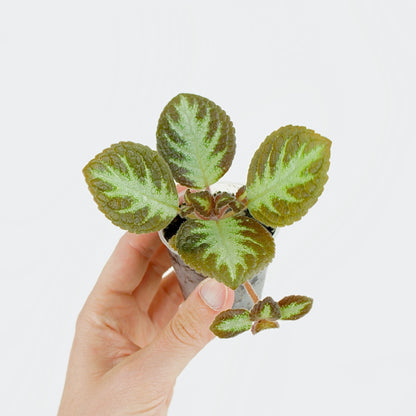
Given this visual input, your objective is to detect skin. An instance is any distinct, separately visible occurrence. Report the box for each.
[58,231,234,416]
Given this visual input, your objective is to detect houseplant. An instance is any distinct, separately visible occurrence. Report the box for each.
[83,93,331,338]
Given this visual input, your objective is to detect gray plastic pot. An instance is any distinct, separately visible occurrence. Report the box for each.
[158,182,277,310]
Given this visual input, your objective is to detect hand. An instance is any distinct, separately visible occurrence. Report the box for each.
[58,231,234,416]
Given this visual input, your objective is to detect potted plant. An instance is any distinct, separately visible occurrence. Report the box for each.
[83,93,331,338]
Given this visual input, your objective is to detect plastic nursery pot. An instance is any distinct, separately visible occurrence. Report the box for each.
[158,182,278,310]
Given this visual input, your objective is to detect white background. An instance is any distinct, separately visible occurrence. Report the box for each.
[1,1,415,415]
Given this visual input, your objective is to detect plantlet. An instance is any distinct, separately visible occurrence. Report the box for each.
[83,93,331,338]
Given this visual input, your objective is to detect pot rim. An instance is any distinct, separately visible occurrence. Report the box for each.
[158,228,179,255]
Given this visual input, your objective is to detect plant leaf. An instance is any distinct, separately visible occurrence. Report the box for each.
[83,141,179,233]
[236,185,248,204]
[278,295,313,320]
[179,205,195,218]
[213,192,246,218]
[251,319,279,335]
[246,125,331,227]
[184,189,214,218]
[250,296,281,321]
[214,192,235,210]
[172,215,275,289]
[210,309,252,338]
[156,93,236,188]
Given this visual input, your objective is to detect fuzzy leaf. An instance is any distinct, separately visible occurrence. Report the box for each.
[251,319,279,335]
[278,295,313,320]
[83,142,179,233]
[236,185,248,203]
[250,296,281,321]
[228,200,246,215]
[210,309,252,338]
[156,93,236,188]
[184,189,214,218]
[246,125,331,227]
[172,215,275,289]
[179,205,195,218]
[214,192,235,210]
[213,192,246,218]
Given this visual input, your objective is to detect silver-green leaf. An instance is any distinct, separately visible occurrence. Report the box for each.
[83,141,179,233]
[251,319,279,335]
[171,215,275,289]
[246,125,331,227]
[278,295,313,320]
[156,93,236,189]
[249,296,281,321]
[210,309,252,338]
[183,189,214,218]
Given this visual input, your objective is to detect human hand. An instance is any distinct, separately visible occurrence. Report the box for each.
[58,231,234,416]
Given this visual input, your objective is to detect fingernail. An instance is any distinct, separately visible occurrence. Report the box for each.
[199,278,228,311]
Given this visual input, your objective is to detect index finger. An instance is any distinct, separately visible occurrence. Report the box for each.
[93,231,165,296]
[91,185,186,297]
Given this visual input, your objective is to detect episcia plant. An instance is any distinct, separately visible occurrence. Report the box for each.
[83,93,331,338]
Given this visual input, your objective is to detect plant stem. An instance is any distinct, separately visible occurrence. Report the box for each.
[243,281,259,304]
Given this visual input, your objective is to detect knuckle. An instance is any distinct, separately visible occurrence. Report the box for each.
[74,304,101,333]
[168,314,205,348]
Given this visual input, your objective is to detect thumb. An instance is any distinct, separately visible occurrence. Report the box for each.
[144,278,234,381]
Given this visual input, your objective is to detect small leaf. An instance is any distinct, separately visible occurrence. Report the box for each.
[236,185,247,203]
[183,189,193,205]
[251,319,279,335]
[250,296,281,321]
[179,204,195,218]
[246,125,331,227]
[213,191,246,218]
[157,93,236,189]
[173,215,275,289]
[184,189,214,218]
[214,192,235,210]
[210,309,252,338]
[278,295,313,320]
[227,199,246,215]
[83,142,179,233]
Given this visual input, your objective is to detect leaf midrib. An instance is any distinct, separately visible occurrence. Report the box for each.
[248,143,324,206]
[91,162,178,212]
[172,98,210,187]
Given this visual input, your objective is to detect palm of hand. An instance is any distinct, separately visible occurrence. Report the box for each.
[61,232,184,415]
[59,227,232,416]
[86,264,183,372]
